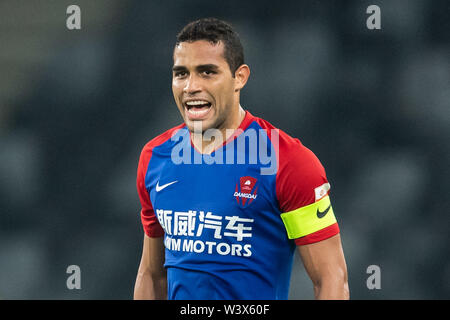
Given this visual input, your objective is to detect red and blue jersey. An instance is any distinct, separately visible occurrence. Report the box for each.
[136,110,339,299]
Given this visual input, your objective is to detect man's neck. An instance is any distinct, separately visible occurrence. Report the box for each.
[191,105,246,155]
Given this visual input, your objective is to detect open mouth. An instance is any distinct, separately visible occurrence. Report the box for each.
[184,100,212,119]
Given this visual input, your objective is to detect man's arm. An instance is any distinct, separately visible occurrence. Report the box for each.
[134,234,167,300]
[297,234,349,299]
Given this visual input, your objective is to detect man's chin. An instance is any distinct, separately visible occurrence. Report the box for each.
[186,119,215,134]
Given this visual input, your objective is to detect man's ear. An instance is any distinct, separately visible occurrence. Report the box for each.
[234,64,250,92]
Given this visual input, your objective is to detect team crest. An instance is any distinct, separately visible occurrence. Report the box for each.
[234,176,258,207]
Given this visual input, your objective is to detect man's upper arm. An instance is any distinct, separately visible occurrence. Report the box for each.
[137,143,165,237]
[276,138,340,245]
[273,135,348,298]
[136,142,166,276]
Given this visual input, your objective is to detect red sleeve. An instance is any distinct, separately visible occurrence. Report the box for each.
[275,136,339,245]
[136,144,164,238]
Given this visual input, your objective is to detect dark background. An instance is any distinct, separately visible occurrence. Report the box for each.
[0,0,449,299]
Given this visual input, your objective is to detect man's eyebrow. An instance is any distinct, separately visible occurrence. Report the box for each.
[172,64,220,72]
[196,64,219,71]
[172,65,187,72]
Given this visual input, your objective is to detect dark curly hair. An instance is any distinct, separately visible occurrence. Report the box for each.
[175,17,245,76]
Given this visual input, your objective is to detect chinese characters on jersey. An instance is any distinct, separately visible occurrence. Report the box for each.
[156,209,254,257]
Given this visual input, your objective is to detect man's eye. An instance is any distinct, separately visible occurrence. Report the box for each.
[202,70,215,76]
[175,71,187,77]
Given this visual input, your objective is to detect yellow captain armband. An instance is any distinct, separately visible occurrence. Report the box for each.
[280,195,337,239]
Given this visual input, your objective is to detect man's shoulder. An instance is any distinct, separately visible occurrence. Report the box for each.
[138,123,186,165]
[250,112,323,174]
[250,113,308,154]
[141,123,186,153]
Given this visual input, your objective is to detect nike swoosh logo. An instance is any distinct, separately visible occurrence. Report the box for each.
[316,204,331,219]
[155,180,178,192]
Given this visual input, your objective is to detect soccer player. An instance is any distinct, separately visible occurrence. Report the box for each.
[134,18,349,300]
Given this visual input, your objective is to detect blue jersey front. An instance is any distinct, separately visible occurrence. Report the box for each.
[136,111,340,300]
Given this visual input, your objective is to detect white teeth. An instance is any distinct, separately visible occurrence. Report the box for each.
[187,108,210,116]
[185,100,210,106]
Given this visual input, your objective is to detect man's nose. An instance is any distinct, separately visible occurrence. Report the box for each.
[183,74,202,94]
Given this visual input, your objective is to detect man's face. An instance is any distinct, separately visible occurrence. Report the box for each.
[172,40,237,132]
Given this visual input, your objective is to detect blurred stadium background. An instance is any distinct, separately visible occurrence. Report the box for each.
[0,0,449,299]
